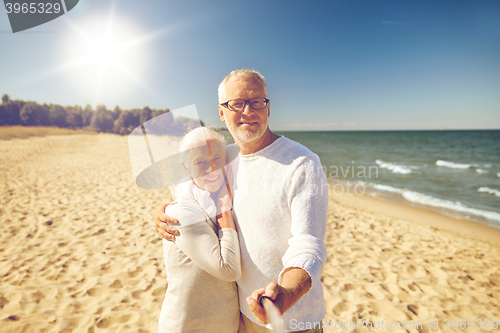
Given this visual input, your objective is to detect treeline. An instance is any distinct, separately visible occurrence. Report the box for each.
[0,94,203,136]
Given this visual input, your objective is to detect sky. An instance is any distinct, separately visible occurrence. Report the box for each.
[1,0,499,131]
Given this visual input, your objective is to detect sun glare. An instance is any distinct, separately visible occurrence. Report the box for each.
[89,36,120,69]
[59,11,161,105]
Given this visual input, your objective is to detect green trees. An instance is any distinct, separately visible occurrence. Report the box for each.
[66,106,83,129]
[140,106,152,126]
[0,105,6,126]
[90,105,114,132]
[0,94,203,136]
[111,106,122,121]
[20,102,50,126]
[82,104,94,127]
[113,109,140,135]
[49,105,68,127]
[0,96,21,125]
[144,110,173,135]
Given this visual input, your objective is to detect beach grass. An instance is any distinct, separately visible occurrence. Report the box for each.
[0,125,97,140]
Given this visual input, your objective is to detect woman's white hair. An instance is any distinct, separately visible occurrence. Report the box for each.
[178,127,226,166]
[217,69,268,104]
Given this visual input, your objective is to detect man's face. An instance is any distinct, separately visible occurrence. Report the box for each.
[218,76,270,144]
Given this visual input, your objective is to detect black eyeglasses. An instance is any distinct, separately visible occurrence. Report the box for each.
[219,98,270,112]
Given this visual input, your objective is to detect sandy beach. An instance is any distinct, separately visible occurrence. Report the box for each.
[1,134,499,332]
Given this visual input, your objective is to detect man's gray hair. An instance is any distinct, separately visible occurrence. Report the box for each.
[218,69,268,103]
[178,127,226,166]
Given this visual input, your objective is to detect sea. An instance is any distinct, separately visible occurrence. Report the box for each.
[272,130,500,229]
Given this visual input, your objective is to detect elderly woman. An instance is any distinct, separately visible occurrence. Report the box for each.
[158,127,241,333]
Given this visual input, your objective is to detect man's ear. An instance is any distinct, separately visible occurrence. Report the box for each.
[267,100,271,117]
[218,105,225,122]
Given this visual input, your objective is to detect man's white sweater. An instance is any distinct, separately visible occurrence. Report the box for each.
[229,136,328,331]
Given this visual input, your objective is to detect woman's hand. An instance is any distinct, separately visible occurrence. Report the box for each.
[216,165,236,230]
[216,165,233,215]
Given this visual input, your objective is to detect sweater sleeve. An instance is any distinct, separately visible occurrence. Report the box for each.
[166,202,242,282]
[278,154,328,286]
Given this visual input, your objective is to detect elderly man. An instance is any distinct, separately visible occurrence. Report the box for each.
[154,69,328,333]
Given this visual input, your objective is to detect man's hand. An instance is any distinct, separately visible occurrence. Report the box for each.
[154,198,179,241]
[246,283,291,324]
[246,267,312,324]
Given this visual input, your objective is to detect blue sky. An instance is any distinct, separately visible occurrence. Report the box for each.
[1,0,499,130]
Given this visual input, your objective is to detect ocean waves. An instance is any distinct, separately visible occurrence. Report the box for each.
[435,160,494,175]
[375,159,495,176]
[283,130,500,228]
[478,187,500,198]
[375,160,416,174]
[372,184,405,194]
[436,160,475,169]
[368,183,500,224]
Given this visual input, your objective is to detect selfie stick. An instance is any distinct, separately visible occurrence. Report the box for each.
[259,296,286,333]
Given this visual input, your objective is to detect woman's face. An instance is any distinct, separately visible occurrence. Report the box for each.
[186,141,226,193]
